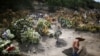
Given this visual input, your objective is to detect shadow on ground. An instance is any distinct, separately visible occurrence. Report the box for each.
[19,42,45,53]
[62,47,94,56]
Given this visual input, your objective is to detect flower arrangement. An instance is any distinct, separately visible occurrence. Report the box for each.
[12,18,40,44]
[36,19,51,35]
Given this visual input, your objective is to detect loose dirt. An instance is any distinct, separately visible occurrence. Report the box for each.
[20,27,100,56]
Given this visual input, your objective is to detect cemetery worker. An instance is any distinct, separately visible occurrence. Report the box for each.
[72,37,85,56]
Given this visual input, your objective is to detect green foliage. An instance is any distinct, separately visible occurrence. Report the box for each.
[12,18,33,36]
[21,28,40,44]
[46,0,62,6]
[0,40,11,49]
[12,18,40,44]
[75,24,100,32]
[0,0,34,11]
[37,19,51,35]
[46,0,99,9]
[58,17,72,28]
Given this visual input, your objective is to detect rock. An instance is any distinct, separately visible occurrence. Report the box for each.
[56,39,67,47]
[54,30,62,39]
[33,50,36,53]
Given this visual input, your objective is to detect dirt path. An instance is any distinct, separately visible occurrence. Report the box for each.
[20,27,100,56]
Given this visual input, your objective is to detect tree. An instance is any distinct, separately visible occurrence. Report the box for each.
[46,0,99,10]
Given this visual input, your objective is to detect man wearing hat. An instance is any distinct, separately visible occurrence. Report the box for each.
[72,37,85,56]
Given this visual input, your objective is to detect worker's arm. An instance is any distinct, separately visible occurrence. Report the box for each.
[77,46,83,54]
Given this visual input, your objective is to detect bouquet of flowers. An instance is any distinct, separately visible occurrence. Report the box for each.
[36,19,51,35]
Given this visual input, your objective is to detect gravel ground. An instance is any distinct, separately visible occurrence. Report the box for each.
[19,26,100,56]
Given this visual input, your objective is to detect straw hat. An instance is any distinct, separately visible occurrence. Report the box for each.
[75,37,85,41]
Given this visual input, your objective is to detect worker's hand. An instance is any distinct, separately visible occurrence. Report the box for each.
[77,46,83,54]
